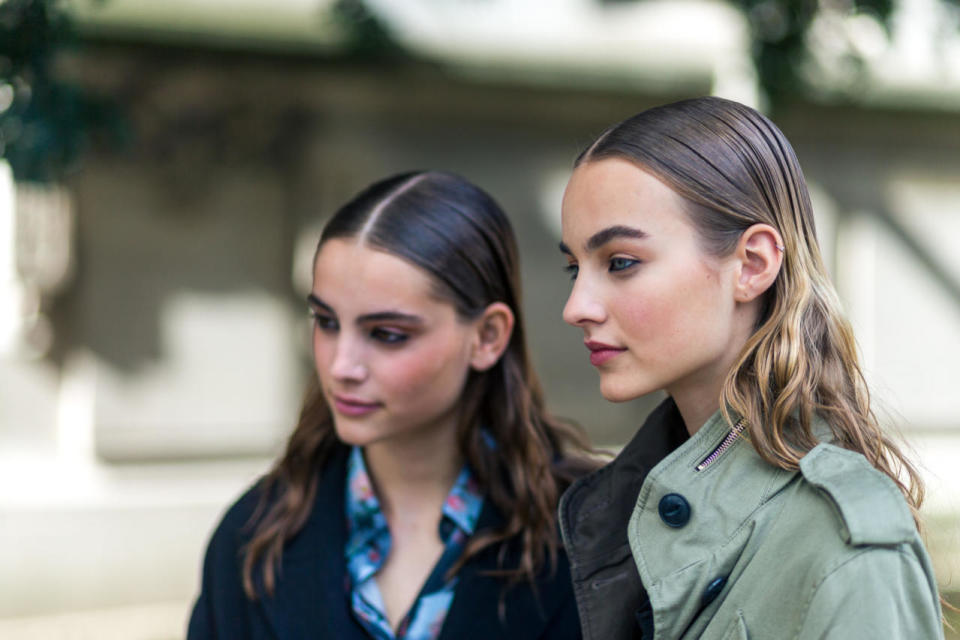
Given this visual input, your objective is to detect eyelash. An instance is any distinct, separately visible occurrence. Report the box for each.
[369,328,408,344]
[609,257,639,273]
[310,312,409,345]
[562,257,639,281]
[311,311,338,331]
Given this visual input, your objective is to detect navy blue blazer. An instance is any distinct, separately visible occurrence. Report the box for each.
[187,446,582,639]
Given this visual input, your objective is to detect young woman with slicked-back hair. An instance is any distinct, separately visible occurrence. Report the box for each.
[188,171,595,640]
[557,97,943,639]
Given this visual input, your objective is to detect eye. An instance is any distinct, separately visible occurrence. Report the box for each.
[370,327,409,345]
[311,311,338,332]
[563,263,579,281]
[609,257,639,273]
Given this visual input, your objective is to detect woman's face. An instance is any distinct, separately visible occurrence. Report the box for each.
[560,157,745,406]
[310,239,477,448]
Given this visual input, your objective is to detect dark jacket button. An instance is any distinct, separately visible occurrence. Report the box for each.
[658,493,691,528]
[701,576,727,607]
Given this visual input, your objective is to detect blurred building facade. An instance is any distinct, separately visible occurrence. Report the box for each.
[1,0,959,636]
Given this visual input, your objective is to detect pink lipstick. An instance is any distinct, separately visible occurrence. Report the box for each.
[585,340,626,367]
[332,395,382,417]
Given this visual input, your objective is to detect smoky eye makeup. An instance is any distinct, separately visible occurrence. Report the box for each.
[306,294,339,331]
[368,326,410,344]
[307,291,423,342]
[311,311,338,330]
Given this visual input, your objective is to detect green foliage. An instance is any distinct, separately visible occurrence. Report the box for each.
[0,0,953,180]
[0,0,118,182]
[730,0,894,104]
[329,0,408,60]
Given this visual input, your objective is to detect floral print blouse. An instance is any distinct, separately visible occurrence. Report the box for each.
[344,446,484,640]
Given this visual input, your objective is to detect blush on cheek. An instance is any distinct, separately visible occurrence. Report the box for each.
[624,297,663,341]
[386,339,468,399]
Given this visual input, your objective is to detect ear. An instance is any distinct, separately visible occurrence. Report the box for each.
[733,224,783,303]
[469,302,515,372]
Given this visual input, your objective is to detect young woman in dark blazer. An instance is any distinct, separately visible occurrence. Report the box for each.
[188,170,594,640]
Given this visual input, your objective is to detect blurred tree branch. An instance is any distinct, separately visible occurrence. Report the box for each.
[730,0,894,104]
[329,0,408,60]
[3,0,959,181]
[0,0,120,183]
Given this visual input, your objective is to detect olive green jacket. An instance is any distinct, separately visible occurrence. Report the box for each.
[561,399,943,639]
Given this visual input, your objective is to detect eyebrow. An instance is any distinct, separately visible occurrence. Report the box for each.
[307,294,425,325]
[559,225,649,255]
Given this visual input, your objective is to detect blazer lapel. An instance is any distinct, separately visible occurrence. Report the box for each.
[258,447,368,640]
[256,450,572,639]
[439,503,569,640]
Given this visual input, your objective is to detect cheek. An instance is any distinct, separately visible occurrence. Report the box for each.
[617,287,674,340]
[381,338,469,399]
[619,267,729,343]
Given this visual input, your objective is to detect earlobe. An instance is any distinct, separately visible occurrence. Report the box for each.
[470,302,515,371]
[734,224,783,303]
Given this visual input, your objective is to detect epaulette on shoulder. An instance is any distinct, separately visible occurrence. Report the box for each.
[799,443,916,546]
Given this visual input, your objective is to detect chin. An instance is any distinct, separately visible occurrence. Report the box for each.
[598,378,647,403]
[332,419,380,448]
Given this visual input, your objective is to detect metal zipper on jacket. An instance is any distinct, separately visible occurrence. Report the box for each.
[695,417,747,471]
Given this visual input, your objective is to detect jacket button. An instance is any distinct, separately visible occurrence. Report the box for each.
[658,493,691,528]
[701,576,727,607]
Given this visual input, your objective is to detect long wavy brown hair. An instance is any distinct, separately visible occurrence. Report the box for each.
[577,96,924,522]
[242,170,594,598]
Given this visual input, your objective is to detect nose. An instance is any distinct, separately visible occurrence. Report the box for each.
[562,278,607,327]
[327,335,368,384]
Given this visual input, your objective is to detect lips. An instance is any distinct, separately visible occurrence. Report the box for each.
[332,394,382,417]
[585,340,626,367]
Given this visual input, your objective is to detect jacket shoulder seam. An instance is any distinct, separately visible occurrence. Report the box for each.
[799,444,914,545]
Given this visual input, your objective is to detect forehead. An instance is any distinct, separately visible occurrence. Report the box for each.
[312,239,445,312]
[561,157,693,247]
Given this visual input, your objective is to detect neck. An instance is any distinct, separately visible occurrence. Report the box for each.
[362,417,463,521]
[671,301,758,435]
[669,384,721,437]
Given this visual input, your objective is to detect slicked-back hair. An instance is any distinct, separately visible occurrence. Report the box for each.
[242,171,594,598]
[577,96,923,523]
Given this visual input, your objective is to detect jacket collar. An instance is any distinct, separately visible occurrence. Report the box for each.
[560,397,689,566]
[439,496,574,640]
[627,408,799,639]
[558,398,689,640]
